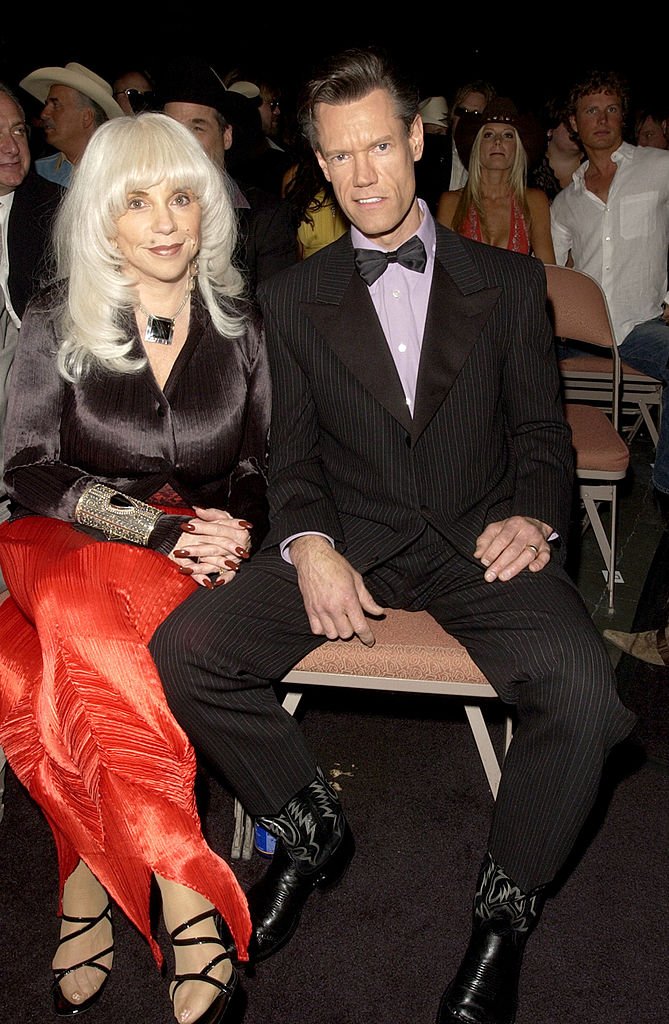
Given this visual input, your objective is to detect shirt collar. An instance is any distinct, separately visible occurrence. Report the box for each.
[350,196,435,257]
[573,140,634,190]
[228,176,250,210]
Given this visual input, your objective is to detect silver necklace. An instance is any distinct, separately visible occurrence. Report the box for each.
[138,288,190,345]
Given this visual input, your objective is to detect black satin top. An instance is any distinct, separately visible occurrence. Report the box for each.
[3,287,271,551]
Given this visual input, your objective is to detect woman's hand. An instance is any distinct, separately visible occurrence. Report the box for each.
[169,506,252,588]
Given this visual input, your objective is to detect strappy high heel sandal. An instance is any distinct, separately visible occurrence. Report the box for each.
[52,904,114,1016]
[169,909,239,1024]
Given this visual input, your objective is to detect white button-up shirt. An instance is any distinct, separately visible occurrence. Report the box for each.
[551,141,669,343]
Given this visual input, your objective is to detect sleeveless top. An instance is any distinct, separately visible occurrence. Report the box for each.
[460,196,531,254]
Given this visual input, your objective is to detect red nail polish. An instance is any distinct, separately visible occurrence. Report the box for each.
[224,560,239,571]
[202,578,214,589]
[239,521,253,529]
[180,522,196,533]
[178,566,194,575]
[214,578,227,587]
[174,549,190,557]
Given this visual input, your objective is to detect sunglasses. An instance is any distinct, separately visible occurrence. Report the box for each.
[114,89,156,113]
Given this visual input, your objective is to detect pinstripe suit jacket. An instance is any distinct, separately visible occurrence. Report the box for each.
[257,224,574,575]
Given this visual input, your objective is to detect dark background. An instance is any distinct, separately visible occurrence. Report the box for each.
[1,22,665,127]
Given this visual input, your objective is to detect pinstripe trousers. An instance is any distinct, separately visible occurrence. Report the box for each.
[150,527,636,892]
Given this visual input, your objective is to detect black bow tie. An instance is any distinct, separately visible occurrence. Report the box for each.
[354,235,427,286]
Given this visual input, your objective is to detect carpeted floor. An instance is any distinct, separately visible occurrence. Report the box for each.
[615,530,669,768]
[1,678,666,1024]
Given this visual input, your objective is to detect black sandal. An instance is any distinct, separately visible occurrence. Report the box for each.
[169,909,239,1024]
[52,904,114,1016]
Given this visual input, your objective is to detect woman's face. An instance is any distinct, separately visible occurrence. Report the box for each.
[478,124,517,170]
[114,180,201,288]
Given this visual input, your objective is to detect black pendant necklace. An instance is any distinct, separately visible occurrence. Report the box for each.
[138,288,190,345]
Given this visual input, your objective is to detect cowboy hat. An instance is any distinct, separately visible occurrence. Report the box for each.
[454,96,544,172]
[20,62,124,120]
[158,59,259,127]
[418,95,449,128]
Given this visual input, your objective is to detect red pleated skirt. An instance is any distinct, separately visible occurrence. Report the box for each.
[0,515,250,966]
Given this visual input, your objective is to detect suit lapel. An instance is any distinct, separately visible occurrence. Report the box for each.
[301,238,414,432]
[300,229,502,441]
[412,229,501,441]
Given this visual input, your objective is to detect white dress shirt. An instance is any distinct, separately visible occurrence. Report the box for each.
[551,141,669,343]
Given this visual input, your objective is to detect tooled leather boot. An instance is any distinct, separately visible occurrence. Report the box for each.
[437,853,546,1024]
[246,767,354,963]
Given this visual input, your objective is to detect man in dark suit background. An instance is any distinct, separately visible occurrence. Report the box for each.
[151,49,635,1024]
[0,81,60,536]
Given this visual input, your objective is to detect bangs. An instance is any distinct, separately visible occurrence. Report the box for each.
[83,114,215,224]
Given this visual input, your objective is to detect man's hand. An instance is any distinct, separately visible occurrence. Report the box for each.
[474,516,552,583]
[289,536,384,645]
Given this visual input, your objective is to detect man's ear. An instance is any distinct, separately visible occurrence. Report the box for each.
[315,149,331,183]
[223,124,233,151]
[409,114,424,163]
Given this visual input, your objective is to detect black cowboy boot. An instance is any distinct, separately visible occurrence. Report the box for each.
[437,853,546,1024]
[246,767,354,963]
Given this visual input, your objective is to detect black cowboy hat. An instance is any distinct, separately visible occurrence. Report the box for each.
[454,96,545,171]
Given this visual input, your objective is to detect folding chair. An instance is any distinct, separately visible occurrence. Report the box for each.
[557,308,661,447]
[231,609,512,860]
[545,265,631,609]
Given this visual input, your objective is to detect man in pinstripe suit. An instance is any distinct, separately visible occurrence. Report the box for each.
[151,48,636,1024]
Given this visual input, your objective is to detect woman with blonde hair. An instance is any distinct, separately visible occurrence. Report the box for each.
[0,112,270,1023]
[437,97,555,264]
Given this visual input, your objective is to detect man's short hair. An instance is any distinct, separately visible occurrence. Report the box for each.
[297,47,419,151]
[566,70,630,120]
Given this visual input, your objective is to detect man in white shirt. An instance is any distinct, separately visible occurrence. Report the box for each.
[551,70,669,507]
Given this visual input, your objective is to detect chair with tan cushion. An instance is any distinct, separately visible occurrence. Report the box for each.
[545,264,631,610]
[231,608,512,859]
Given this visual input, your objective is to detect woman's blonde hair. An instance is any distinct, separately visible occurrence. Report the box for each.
[53,112,245,381]
[452,123,529,239]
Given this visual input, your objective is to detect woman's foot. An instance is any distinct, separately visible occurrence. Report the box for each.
[603,626,669,666]
[52,862,114,1014]
[157,876,237,1024]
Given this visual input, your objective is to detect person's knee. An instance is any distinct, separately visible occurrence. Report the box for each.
[149,611,193,696]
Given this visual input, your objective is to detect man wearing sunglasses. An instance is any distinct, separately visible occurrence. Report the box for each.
[112,68,156,115]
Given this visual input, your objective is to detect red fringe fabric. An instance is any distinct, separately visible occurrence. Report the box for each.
[0,516,251,966]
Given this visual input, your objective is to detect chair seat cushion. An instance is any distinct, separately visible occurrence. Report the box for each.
[564,403,630,472]
[292,609,486,682]
[559,354,660,381]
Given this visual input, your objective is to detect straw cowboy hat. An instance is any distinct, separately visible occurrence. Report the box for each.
[20,62,124,120]
[454,96,544,171]
[418,95,450,129]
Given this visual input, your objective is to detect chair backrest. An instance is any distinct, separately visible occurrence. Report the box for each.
[545,264,621,430]
[544,265,617,349]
